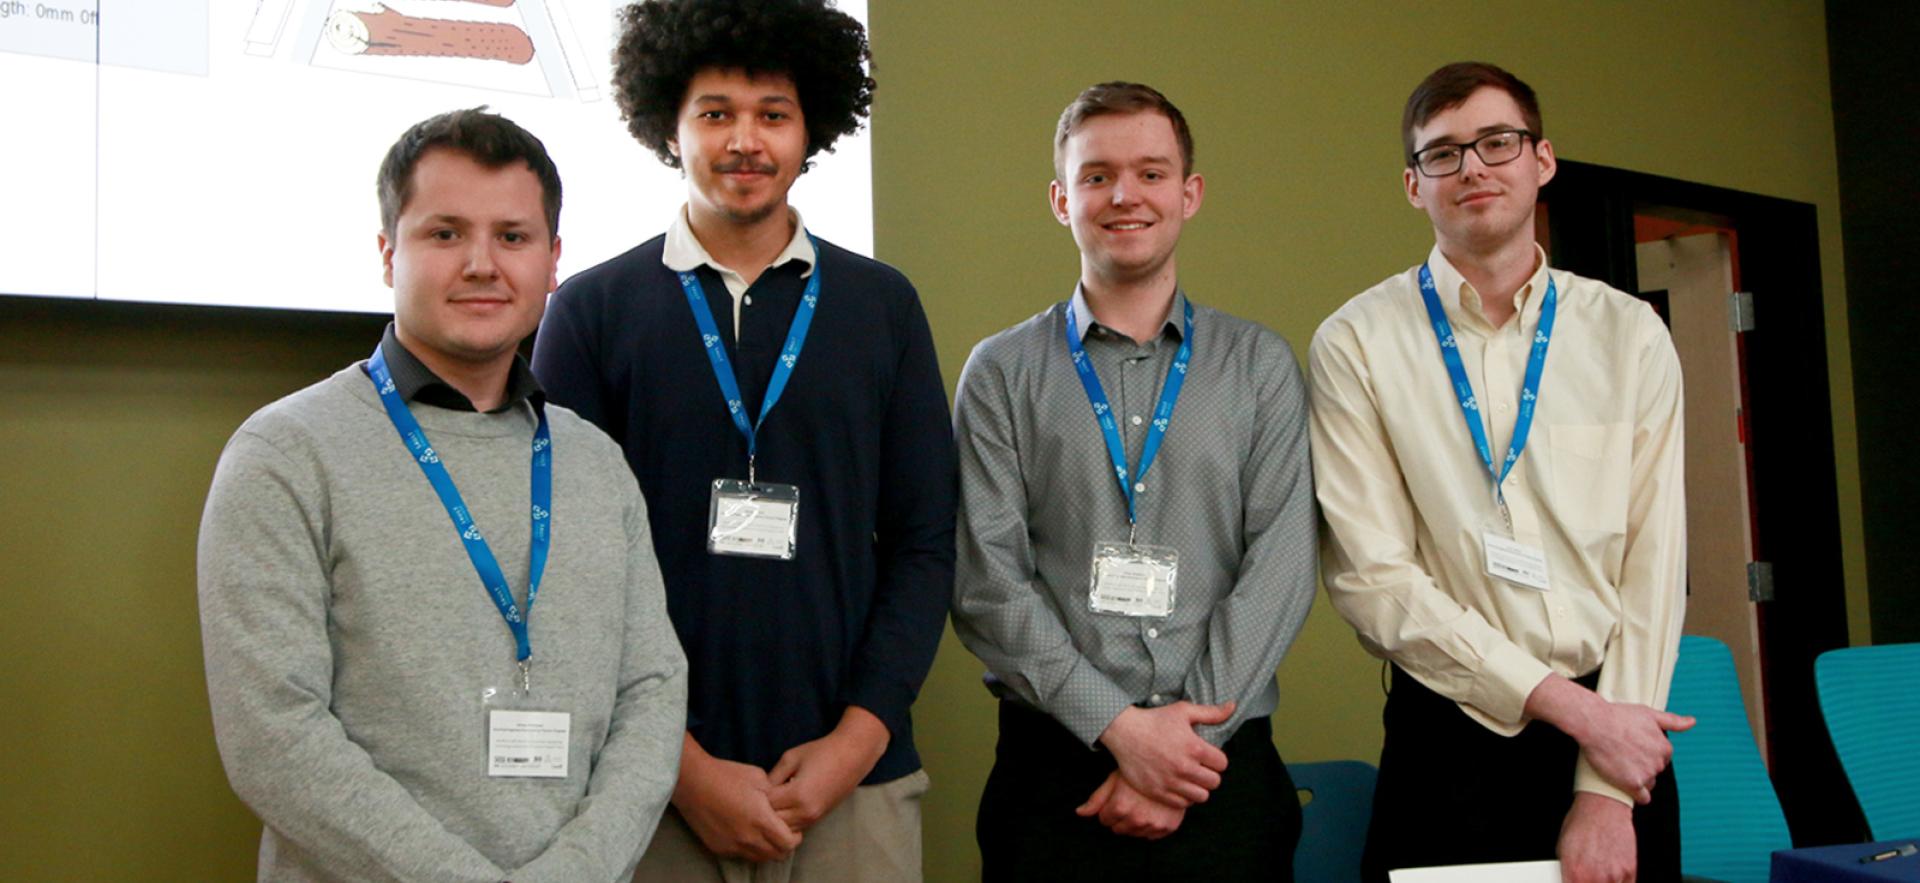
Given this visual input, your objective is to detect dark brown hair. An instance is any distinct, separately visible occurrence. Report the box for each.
[611,0,873,171]
[1401,62,1542,165]
[1053,82,1195,180]
[376,107,562,240]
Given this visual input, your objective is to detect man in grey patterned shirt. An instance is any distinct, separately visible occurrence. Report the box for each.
[951,81,1316,881]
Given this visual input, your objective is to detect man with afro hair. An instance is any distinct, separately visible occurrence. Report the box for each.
[532,2,955,881]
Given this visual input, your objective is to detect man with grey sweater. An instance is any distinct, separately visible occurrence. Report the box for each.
[197,108,687,883]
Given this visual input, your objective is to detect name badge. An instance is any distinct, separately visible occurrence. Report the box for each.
[1089,541,1179,617]
[487,709,570,778]
[1483,531,1551,591]
[708,479,800,559]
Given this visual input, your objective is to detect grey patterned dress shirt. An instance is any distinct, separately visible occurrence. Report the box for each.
[952,286,1318,747]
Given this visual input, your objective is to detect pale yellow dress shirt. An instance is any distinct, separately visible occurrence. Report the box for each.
[1309,244,1687,804]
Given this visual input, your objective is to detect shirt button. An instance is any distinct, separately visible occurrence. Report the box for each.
[1131,415,1144,426]
[743,295,753,306]
[1134,482,1146,493]
[1497,400,1512,412]
[1150,693,1163,704]
[1147,627,1160,638]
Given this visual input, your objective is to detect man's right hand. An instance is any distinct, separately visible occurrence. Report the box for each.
[1577,701,1694,804]
[671,734,803,863]
[1096,701,1233,807]
[1076,770,1186,840]
[1526,675,1694,804]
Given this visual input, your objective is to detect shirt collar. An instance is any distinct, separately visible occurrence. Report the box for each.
[1425,242,1552,328]
[378,323,543,414]
[662,205,816,280]
[1067,284,1189,343]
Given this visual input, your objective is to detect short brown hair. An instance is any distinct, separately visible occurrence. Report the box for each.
[376,107,563,241]
[1053,82,1195,181]
[1401,62,1542,165]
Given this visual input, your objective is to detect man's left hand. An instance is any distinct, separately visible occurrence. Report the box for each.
[766,706,892,832]
[1557,791,1637,883]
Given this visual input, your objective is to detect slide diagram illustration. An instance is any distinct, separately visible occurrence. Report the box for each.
[2,0,864,311]
[245,0,601,100]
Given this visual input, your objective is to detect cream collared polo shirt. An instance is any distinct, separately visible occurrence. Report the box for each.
[662,206,816,338]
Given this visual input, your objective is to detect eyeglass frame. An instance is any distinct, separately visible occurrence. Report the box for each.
[1408,129,1542,177]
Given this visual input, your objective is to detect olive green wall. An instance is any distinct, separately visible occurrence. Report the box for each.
[875,2,1859,879]
[0,304,386,878]
[0,1,1860,879]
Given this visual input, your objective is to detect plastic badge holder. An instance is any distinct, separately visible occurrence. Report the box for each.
[707,479,800,560]
[1088,541,1179,617]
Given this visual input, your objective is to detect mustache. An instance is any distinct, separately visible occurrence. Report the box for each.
[714,158,779,174]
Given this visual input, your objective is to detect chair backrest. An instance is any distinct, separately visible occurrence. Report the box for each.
[1667,635,1792,883]
[1815,642,1920,839]
[1293,759,1377,883]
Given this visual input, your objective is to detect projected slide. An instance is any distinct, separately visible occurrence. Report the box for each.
[0,0,873,313]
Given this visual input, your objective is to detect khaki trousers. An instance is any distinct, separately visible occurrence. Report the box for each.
[635,768,929,883]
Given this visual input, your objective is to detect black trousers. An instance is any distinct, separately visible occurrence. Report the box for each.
[978,700,1301,882]
[1360,666,1682,883]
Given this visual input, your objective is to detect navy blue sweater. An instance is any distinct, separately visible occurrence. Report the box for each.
[531,234,956,783]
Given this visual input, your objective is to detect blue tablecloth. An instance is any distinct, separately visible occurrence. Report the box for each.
[1772,841,1920,882]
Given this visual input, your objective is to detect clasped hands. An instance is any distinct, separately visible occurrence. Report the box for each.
[671,707,890,863]
[1077,700,1235,841]
[1526,674,1696,883]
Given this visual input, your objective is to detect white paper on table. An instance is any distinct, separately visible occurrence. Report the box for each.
[1389,859,1562,883]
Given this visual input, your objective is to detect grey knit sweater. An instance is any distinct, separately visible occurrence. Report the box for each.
[198,364,687,883]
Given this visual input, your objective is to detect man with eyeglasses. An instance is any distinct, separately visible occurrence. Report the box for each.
[1309,62,1691,883]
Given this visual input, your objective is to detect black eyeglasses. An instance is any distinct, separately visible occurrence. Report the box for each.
[1410,129,1539,177]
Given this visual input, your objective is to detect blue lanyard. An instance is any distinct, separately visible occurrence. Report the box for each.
[1064,296,1195,527]
[365,345,551,667]
[1416,263,1558,501]
[678,236,822,480]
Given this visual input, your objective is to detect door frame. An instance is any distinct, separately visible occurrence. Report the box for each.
[1540,159,1861,845]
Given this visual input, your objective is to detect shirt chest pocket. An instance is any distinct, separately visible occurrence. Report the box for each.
[1548,423,1631,534]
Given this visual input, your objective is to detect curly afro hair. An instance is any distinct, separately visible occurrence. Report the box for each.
[612,0,874,171]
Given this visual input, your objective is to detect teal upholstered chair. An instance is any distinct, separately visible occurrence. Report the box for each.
[1668,635,1791,883]
[1815,642,1920,839]
[1293,759,1377,883]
